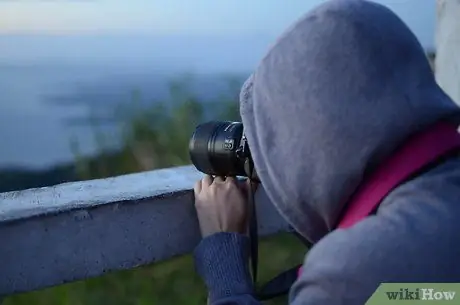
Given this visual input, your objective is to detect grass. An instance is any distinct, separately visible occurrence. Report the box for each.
[3,78,307,304]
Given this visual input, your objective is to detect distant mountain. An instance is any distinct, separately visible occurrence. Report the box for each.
[0,149,130,193]
[0,163,76,193]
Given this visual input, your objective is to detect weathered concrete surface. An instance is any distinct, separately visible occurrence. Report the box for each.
[0,165,288,296]
[0,165,203,222]
[435,0,460,104]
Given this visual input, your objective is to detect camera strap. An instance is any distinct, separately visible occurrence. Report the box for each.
[246,161,310,300]
[247,168,259,286]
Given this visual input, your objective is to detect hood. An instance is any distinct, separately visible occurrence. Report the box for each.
[239,0,460,243]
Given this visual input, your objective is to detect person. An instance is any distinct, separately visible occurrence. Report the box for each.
[192,0,460,304]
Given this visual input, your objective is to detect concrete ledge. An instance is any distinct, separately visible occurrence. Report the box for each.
[0,165,288,296]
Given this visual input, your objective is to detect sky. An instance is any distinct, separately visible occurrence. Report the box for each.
[0,0,436,48]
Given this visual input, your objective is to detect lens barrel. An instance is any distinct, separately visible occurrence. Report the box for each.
[189,121,247,176]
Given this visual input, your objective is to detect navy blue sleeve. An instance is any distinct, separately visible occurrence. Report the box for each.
[193,232,261,305]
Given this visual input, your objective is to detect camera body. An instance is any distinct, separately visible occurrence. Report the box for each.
[189,121,258,181]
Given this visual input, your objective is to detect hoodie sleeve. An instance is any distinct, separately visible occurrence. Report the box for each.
[193,232,261,305]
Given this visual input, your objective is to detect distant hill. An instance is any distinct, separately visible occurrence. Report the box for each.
[0,149,127,192]
[0,163,76,193]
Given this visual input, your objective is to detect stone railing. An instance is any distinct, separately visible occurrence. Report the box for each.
[0,165,288,298]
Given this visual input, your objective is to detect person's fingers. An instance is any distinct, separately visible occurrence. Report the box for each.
[226,176,237,185]
[238,178,248,190]
[202,175,213,188]
[214,176,225,184]
[193,180,202,194]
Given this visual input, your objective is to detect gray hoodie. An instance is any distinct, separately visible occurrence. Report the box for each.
[194,0,460,304]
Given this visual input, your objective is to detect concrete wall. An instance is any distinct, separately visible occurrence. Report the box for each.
[0,165,288,297]
[435,0,460,104]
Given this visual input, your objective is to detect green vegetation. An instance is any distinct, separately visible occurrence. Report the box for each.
[3,78,306,305]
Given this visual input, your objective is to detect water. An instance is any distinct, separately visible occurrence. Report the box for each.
[0,63,246,169]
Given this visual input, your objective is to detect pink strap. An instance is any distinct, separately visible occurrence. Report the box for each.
[338,122,460,229]
[297,266,303,277]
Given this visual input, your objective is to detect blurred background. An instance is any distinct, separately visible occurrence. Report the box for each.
[0,0,437,304]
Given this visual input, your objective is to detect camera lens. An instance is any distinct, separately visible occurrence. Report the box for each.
[189,121,247,176]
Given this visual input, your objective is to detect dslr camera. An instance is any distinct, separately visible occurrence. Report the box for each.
[189,121,258,181]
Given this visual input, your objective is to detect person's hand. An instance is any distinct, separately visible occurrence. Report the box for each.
[194,175,252,237]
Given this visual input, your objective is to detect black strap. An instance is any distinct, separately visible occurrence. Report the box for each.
[246,158,309,301]
[248,180,258,284]
[256,264,303,300]
[256,228,310,301]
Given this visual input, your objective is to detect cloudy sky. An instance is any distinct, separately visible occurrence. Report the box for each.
[0,0,436,48]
